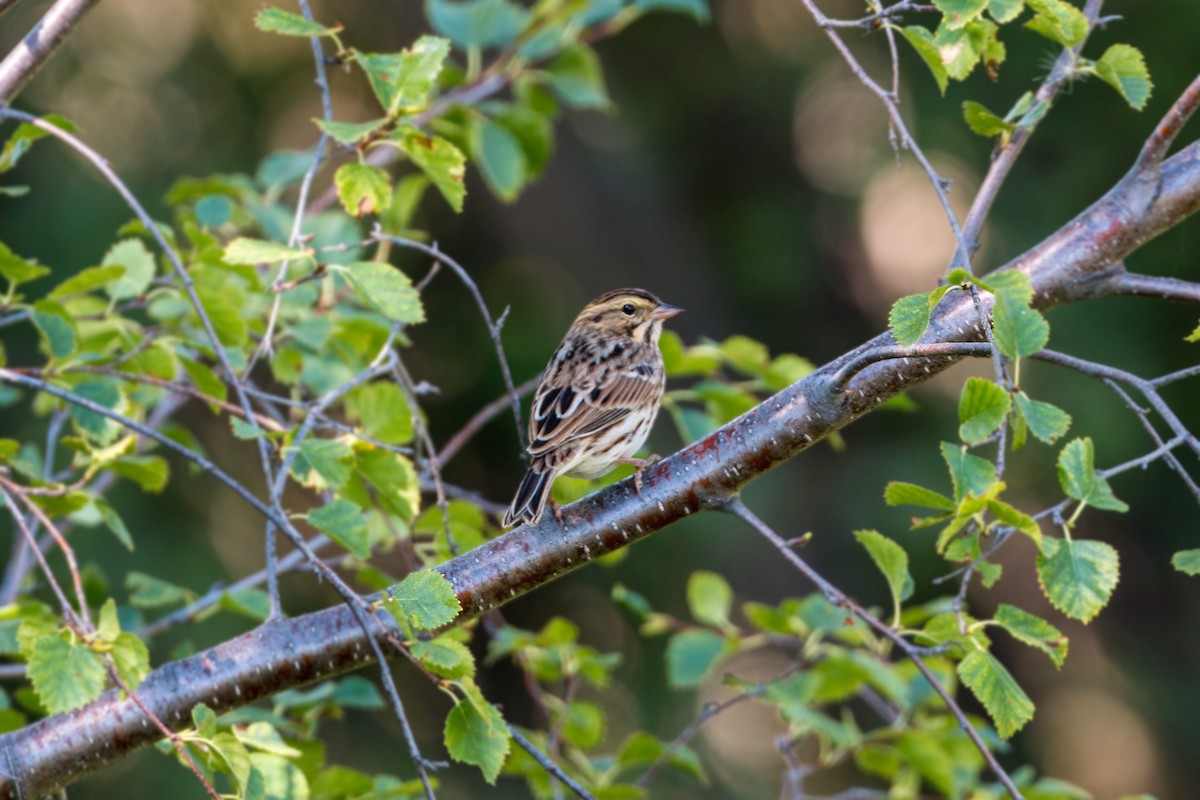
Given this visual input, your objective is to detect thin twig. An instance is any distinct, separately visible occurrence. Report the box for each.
[437,376,540,466]
[0,0,101,103]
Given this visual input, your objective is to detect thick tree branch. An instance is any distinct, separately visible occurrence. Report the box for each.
[2,89,1200,800]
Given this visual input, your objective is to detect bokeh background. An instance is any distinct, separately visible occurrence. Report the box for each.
[1,0,1198,797]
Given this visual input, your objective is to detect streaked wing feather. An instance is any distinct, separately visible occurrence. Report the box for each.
[528,369,659,456]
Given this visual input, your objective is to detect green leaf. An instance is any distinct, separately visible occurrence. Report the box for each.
[335,163,392,218]
[102,239,156,301]
[111,632,151,692]
[665,629,724,688]
[337,262,425,324]
[884,481,955,511]
[1025,0,1088,47]
[444,682,510,783]
[427,0,529,49]
[994,603,1067,667]
[894,731,956,797]
[27,634,106,713]
[389,570,461,630]
[686,571,732,629]
[254,6,340,37]
[1037,537,1119,622]
[68,379,121,443]
[854,530,914,623]
[126,571,189,609]
[411,637,475,679]
[963,100,1015,139]
[1057,437,1128,512]
[107,455,170,492]
[934,0,988,29]
[1013,392,1071,445]
[0,242,50,286]
[545,45,610,110]
[1094,44,1153,111]
[48,265,126,299]
[196,287,249,347]
[958,377,1011,445]
[988,0,1024,23]
[940,441,997,503]
[380,174,430,235]
[992,287,1048,360]
[96,500,134,551]
[31,300,78,360]
[249,753,309,799]
[987,498,1042,549]
[296,438,354,490]
[471,119,526,202]
[230,417,269,440]
[315,117,388,146]
[349,382,414,445]
[897,26,949,95]
[957,650,1034,738]
[636,0,710,21]
[1172,549,1200,576]
[888,286,952,345]
[306,498,371,559]
[181,356,227,405]
[195,195,233,228]
[354,36,450,114]
[400,131,467,212]
[1185,320,1200,343]
[223,237,313,265]
[355,449,420,521]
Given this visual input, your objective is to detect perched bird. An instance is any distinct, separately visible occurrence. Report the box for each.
[503,288,683,528]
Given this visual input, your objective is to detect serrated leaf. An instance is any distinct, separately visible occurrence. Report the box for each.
[427,0,529,49]
[102,239,156,301]
[889,289,938,346]
[884,481,956,511]
[897,26,949,95]
[1025,0,1087,47]
[686,570,732,629]
[307,499,370,559]
[335,163,393,218]
[940,441,997,503]
[995,603,1067,667]
[665,629,724,688]
[854,530,914,625]
[296,439,353,491]
[48,265,126,299]
[992,288,1048,360]
[411,637,475,679]
[957,650,1033,738]
[27,634,106,713]
[350,382,414,445]
[958,377,1011,445]
[1172,549,1200,575]
[472,118,526,202]
[1094,44,1153,111]
[1057,437,1128,512]
[389,570,460,630]
[545,45,610,110]
[255,6,340,37]
[400,130,467,212]
[935,0,988,29]
[1013,392,1071,445]
[963,100,1015,140]
[223,237,313,265]
[0,242,50,286]
[1037,537,1119,622]
[988,0,1024,23]
[111,632,150,692]
[444,682,510,783]
[31,300,77,360]
[315,117,388,146]
[338,262,425,324]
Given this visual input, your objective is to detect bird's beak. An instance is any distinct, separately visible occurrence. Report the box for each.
[650,302,684,320]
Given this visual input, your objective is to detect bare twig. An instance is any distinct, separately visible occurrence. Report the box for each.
[508,727,596,800]
[437,375,540,466]
[0,0,101,103]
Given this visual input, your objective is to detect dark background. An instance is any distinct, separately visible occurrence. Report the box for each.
[1,0,1197,796]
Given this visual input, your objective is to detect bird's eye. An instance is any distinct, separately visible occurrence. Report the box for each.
[621,304,636,315]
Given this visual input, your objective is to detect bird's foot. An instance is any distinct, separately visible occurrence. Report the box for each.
[614,454,661,495]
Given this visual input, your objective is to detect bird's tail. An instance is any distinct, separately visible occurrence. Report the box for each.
[503,469,554,528]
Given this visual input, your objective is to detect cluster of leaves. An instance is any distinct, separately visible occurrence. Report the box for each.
[256,0,706,218]
[893,0,1152,147]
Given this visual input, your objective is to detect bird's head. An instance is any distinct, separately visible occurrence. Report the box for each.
[573,288,683,344]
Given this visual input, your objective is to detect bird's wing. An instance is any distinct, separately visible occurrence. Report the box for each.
[527,363,660,457]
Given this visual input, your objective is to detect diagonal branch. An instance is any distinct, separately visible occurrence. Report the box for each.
[3,86,1200,799]
[0,0,102,103]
